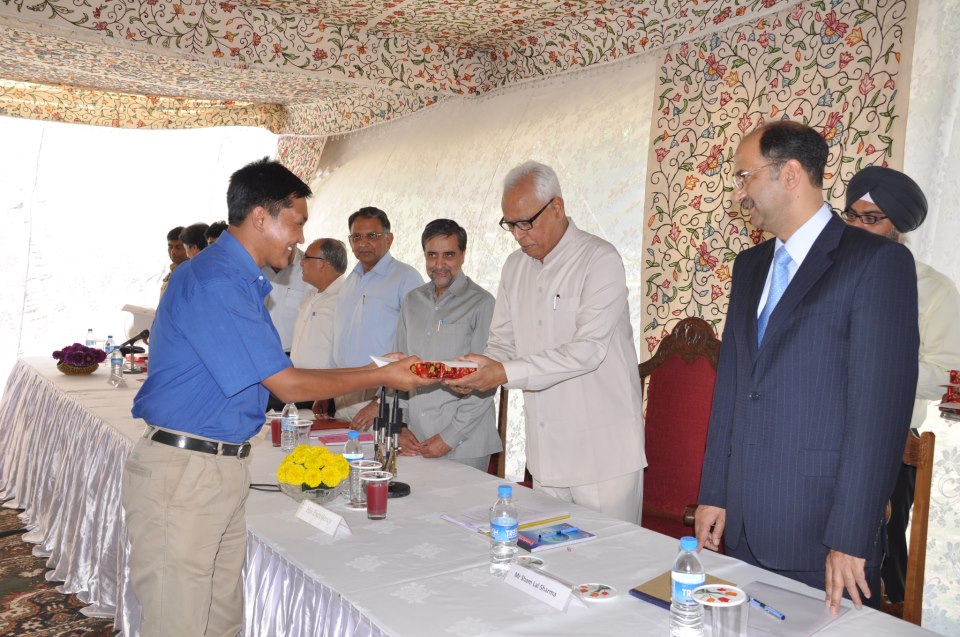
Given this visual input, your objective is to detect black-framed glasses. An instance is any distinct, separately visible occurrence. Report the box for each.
[302,255,326,261]
[348,231,390,244]
[732,162,783,189]
[499,197,555,232]
[840,208,888,225]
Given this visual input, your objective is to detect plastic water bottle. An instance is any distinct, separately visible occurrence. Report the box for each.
[85,328,96,347]
[489,484,519,576]
[108,347,126,388]
[103,335,115,366]
[343,431,365,505]
[670,536,705,637]
[344,430,363,463]
[280,402,299,451]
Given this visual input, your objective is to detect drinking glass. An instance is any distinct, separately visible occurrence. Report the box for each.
[346,460,382,510]
[360,471,393,520]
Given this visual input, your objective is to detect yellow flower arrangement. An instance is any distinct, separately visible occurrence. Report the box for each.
[277,444,350,490]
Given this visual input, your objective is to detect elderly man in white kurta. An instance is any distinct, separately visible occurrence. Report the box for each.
[447,161,646,524]
[290,238,348,370]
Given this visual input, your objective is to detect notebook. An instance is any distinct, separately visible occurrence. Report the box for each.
[629,571,733,610]
[516,523,596,552]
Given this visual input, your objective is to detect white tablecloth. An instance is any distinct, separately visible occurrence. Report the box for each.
[0,358,939,636]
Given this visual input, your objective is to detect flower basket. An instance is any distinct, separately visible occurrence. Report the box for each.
[56,362,99,376]
[279,481,344,505]
[52,343,106,374]
[276,444,350,505]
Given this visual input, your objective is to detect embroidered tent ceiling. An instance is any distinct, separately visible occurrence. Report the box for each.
[0,0,795,137]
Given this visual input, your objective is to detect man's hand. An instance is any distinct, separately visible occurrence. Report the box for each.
[444,354,507,394]
[350,400,379,431]
[398,428,422,456]
[380,355,438,392]
[825,549,869,612]
[694,505,726,552]
[419,434,452,458]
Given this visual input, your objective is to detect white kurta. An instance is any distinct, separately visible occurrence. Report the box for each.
[485,218,646,487]
[912,260,960,429]
[290,277,344,370]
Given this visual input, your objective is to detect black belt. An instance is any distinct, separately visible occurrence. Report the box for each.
[146,428,251,459]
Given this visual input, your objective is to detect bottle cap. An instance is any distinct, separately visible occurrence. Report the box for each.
[679,536,698,551]
[347,430,359,439]
[498,485,512,498]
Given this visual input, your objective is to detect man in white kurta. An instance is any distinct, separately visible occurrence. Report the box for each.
[448,161,646,524]
[290,238,348,370]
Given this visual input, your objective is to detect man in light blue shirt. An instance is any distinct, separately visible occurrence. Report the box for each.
[333,206,423,425]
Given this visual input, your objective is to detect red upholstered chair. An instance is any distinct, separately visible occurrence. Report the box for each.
[639,317,720,542]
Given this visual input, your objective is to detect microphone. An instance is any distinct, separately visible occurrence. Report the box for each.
[120,329,149,349]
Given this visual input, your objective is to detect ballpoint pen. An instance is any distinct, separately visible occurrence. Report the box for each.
[750,596,786,620]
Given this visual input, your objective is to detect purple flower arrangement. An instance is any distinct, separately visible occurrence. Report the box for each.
[52,343,107,367]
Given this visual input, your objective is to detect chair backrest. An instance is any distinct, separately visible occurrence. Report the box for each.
[639,317,720,540]
[897,430,935,626]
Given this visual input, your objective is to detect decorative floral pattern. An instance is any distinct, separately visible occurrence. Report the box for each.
[641,0,911,348]
[1,0,800,135]
[277,136,327,183]
[0,79,282,130]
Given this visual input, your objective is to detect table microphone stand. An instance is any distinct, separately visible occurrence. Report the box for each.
[373,387,390,467]
[386,390,410,499]
[119,346,146,374]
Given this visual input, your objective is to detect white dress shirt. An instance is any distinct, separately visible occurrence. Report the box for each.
[485,218,645,487]
[290,277,344,370]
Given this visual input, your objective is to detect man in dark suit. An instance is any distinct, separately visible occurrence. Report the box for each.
[695,121,919,612]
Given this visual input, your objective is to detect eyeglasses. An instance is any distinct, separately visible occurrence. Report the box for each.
[499,197,555,232]
[732,162,783,190]
[348,231,390,244]
[840,208,889,225]
[302,255,326,261]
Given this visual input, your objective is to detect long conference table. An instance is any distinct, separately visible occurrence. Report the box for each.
[0,357,939,636]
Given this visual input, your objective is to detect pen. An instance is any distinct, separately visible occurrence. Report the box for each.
[553,294,560,310]
[750,596,785,620]
[437,319,444,332]
[537,526,580,541]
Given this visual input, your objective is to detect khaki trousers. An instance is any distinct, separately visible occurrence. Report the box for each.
[122,432,251,637]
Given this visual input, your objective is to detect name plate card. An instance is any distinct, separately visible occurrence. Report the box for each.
[295,500,351,538]
[504,563,580,611]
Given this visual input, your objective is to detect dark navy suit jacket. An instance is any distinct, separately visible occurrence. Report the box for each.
[698,214,919,571]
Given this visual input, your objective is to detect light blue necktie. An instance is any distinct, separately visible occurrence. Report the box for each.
[757,246,792,346]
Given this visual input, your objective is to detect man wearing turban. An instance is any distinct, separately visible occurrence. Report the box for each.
[843,165,960,604]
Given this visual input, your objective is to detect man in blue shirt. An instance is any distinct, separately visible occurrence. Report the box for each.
[332,206,423,427]
[123,159,432,637]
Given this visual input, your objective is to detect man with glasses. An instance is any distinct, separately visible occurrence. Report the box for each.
[446,160,646,524]
[291,238,348,371]
[843,165,960,606]
[395,219,501,470]
[695,121,919,613]
[334,206,423,424]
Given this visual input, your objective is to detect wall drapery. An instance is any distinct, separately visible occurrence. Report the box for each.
[641,0,915,349]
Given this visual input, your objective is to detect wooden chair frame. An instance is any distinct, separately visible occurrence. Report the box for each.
[882,430,935,626]
[638,317,720,530]
[638,317,720,400]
